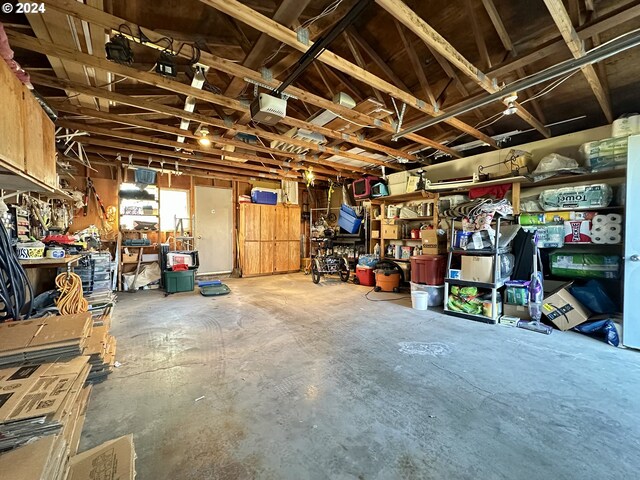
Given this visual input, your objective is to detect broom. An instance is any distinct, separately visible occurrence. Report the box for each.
[517,231,553,335]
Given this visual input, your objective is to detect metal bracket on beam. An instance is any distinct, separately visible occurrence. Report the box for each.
[243,77,298,100]
[259,67,273,82]
[296,28,310,46]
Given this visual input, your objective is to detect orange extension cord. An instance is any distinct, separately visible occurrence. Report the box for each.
[55,272,89,315]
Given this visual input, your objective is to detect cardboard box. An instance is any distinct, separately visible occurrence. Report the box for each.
[0,356,90,422]
[503,303,531,320]
[122,251,139,263]
[542,284,591,330]
[68,435,136,480]
[382,224,401,239]
[421,229,447,254]
[371,230,380,239]
[461,256,494,283]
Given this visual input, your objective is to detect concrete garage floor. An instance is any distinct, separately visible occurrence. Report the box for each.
[81,273,640,480]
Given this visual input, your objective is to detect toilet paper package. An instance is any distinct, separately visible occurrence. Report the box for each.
[591,213,623,244]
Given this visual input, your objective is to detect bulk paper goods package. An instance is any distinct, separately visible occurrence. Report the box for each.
[564,220,592,244]
[519,211,596,225]
[579,136,628,171]
[591,213,623,244]
[550,252,620,279]
[521,225,564,248]
[539,184,612,211]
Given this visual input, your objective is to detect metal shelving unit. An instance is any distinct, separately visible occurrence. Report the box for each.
[443,215,507,325]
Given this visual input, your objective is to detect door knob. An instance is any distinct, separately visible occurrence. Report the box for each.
[197,235,202,239]
[631,255,640,262]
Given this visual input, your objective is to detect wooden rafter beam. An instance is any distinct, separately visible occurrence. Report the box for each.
[40,0,458,158]
[224,0,311,97]
[542,0,613,123]
[52,102,354,172]
[347,29,409,92]
[377,0,550,138]
[28,72,373,173]
[481,0,547,125]
[196,0,498,148]
[489,0,640,79]
[343,32,386,104]
[82,146,295,182]
[466,0,492,69]
[9,30,397,169]
[394,21,437,109]
[70,133,346,180]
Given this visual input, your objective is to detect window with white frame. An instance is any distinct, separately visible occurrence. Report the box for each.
[159,189,190,232]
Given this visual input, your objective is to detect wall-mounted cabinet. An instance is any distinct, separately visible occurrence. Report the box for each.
[0,56,56,191]
[239,203,301,277]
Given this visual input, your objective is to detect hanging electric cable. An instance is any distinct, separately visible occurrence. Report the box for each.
[0,222,33,322]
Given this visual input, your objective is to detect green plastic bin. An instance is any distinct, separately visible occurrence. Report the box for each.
[164,270,195,293]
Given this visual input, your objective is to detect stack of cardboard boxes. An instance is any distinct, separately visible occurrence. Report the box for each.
[0,311,131,477]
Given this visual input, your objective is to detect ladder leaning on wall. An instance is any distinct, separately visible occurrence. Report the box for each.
[173,215,195,251]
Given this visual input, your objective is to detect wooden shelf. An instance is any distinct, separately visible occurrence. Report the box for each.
[20,254,84,268]
[523,169,626,188]
[368,190,437,203]
[387,216,434,221]
[521,206,624,213]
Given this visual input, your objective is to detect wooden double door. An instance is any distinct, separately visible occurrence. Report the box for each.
[240,204,301,277]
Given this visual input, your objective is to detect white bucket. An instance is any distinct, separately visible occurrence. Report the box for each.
[411,291,429,311]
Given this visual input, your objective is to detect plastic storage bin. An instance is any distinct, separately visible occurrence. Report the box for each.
[410,282,444,306]
[410,255,446,285]
[355,265,376,286]
[134,168,157,185]
[338,204,363,234]
[164,270,195,293]
[251,188,278,205]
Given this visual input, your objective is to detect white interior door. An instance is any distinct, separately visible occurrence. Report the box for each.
[624,135,640,348]
[195,186,233,274]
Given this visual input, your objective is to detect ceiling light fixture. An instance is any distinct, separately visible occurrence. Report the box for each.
[105,34,133,65]
[156,51,178,77]
[502,94,518,116]
[198,127,211,146]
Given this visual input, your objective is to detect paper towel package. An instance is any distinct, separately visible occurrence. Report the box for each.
[519,211,596,226]
[550,252,620,279]
[539,184,612,210]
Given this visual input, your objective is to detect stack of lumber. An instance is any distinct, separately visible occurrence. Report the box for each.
[0,313,93,367]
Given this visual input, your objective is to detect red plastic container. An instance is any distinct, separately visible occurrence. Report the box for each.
[410,255,446,285]
[355,265,376,286]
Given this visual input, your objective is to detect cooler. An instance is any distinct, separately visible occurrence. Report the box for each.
[355,265,376,286]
